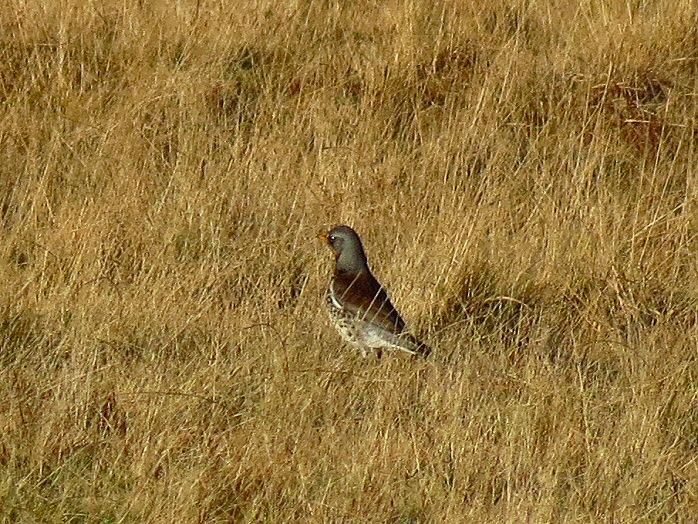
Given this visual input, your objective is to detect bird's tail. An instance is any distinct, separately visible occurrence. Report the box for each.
[398,333,432,358]
[415,341,432,358]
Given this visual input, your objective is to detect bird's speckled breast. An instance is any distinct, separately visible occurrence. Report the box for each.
[324,284,361,346]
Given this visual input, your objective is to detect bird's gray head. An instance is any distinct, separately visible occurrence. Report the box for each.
[321,225,369,273]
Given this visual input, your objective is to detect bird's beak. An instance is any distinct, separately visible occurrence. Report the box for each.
[318,230,329,244]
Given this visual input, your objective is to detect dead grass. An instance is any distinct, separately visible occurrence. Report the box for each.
[1,0,698,521]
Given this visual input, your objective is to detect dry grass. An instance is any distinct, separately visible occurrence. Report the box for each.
[1,0,698,521]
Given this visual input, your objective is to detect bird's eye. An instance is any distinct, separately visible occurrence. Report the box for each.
[329,234,336,243]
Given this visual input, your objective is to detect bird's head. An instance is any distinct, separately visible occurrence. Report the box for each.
[318,225,369,273]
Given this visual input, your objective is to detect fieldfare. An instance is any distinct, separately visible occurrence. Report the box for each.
[319,225,431,358]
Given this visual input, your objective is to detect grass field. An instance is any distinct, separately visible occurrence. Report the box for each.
[1,0,698,521]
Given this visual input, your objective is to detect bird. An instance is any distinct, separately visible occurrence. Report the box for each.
[318,225,431,358]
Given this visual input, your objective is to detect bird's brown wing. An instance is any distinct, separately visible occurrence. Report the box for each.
[332,270,406,334]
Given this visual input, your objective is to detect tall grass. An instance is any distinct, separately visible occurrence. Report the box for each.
[1,0,697,521]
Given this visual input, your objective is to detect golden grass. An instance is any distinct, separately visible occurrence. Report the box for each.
[1,0,698,521]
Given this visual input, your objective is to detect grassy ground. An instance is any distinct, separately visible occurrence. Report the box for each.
[1,0,698,521]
